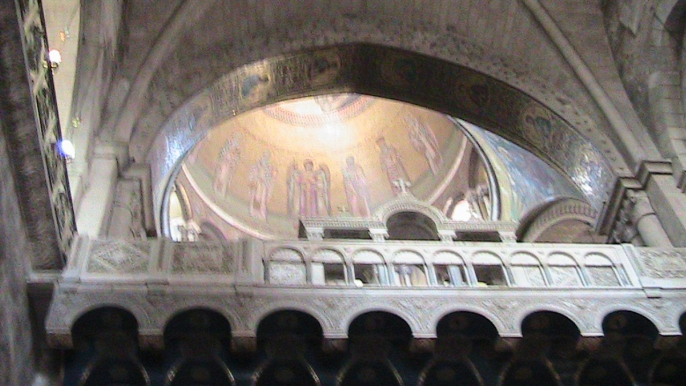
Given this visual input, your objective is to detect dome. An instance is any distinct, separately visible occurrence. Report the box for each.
[170,94,491,239]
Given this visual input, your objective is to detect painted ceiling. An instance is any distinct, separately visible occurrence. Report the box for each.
[178,94,475,238]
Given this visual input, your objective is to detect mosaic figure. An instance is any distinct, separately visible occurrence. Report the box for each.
[287,159,331,217]
[377,137,410,196]
[406,116,443,175]
[248,151,277,220]
[212,135,242,195]
[342,156,371,217]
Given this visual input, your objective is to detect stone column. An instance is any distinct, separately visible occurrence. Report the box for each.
[74,142,127,237]
[629,190,673,247]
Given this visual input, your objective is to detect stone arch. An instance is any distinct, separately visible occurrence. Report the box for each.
[431,306,507,337]
[347,311,414,345]
[256,309,324,346]
[521,311,581,341]
[386,211,440,241]
[593,305,665,335]
[251,306,329,338]
[69,303,147,335]
[602,310,660,340]
[513,306,585,338]
[436,311,500,342]
[518,198,602,243]
[163,308,232,347]
[149,43,619,234]
[71,306,139,347]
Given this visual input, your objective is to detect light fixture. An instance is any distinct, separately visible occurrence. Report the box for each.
[56,139,75,161]
[47,49,62,69]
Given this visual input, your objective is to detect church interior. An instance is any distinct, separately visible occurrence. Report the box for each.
[2,0,686,385]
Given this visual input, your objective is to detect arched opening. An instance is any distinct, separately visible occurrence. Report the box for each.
[72,307,139,352]
[256,310,323,350]
[602,311,659,341]
[163,309,233,386]
[386,211,439,241]
[154,44,616,238]
[436,311,499,358]
[436,312,499,343]
[348,311,412,349]
[521,311,580,359]
[70,307,146,386]
[602,310,659,376]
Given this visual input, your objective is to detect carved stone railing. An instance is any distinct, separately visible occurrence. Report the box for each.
[47,236,686,350]
[16,0,77,263]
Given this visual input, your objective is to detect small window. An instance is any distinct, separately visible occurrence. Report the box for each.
[312,262,347,285]
[311,249,347,285]
[434,264,468,287]
[472,252,508,286]
[354,264,388,286]
[473,265,508,286]
[352,250,388,286]
[394,264,428,286]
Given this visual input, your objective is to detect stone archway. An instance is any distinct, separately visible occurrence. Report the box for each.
[148,44,617,233]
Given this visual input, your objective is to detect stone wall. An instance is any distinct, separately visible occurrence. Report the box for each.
[0,1,60,384]
[0,76,36,386]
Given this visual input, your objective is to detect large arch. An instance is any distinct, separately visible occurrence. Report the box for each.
[150,44,619,234]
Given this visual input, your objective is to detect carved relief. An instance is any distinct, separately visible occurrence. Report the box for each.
[172,243,239,274]
[636,249,686,279]
[87,240,151,274]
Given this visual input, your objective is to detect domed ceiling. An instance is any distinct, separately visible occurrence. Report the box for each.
[176,94,479,239]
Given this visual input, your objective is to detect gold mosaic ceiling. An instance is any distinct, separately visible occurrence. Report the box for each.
[180,94,471,238]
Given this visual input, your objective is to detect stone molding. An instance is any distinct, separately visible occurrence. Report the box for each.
[46,281,686,350]
[46,236,686,348]
[520,199,598,242]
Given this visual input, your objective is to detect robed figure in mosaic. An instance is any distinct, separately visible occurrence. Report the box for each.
[342,156,371,217]
[406,116,442,175]
[287,159,331,217]
[376,137,410,196]
[248,151,277,220]
[213,135,242,195]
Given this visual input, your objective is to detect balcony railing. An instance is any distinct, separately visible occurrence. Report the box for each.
[63,236,685,290]
[47,236,686,349]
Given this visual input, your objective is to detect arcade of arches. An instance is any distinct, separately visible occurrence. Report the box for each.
[2,0,686,385]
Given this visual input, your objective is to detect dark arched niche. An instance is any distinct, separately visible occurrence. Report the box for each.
[348,311,412,347]
[602,310,659,341]
[256,310,323,348]
[153,44,616,233]
[163,308,232,350]
[387,211,439,241]
[72,306,139,350]
[436,311,499,342]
